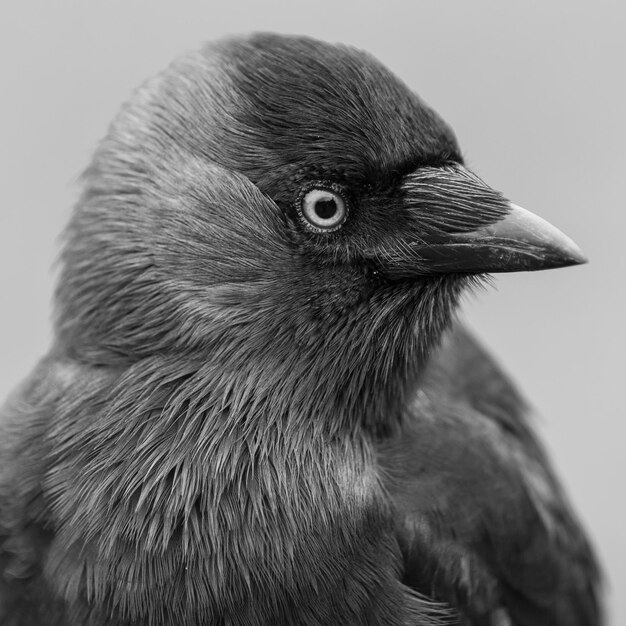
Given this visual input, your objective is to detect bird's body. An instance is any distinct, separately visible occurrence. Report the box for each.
[0,34,601,625]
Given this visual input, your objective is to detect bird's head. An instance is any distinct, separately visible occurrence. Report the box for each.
[55,34,585,431]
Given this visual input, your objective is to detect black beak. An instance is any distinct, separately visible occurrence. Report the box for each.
[417,201,587,273]
[380,164,587,276]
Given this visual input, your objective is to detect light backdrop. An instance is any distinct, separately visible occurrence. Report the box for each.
[0,1,623,622]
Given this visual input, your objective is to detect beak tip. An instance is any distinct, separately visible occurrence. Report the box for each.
[552,251,588,271]
[505,203,588,271]
[567,247,589,267]
[553,238,589,269]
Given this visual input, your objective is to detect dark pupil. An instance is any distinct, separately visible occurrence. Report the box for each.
[314,198,338,220]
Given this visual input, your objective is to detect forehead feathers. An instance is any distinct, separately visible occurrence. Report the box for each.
[213,34,459,183]
[100,33,459,199]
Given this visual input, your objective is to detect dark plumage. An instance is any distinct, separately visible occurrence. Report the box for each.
[0,33,601,625]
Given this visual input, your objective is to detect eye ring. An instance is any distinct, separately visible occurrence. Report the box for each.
[297,184,348,233]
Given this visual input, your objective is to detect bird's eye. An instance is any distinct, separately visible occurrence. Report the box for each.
[298,186,348,233]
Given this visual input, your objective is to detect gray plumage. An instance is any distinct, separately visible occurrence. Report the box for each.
[0,33,601,625]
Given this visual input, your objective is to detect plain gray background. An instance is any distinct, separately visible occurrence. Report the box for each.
[0,1,623,623]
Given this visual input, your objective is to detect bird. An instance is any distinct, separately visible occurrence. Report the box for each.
[0,32,601,626]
